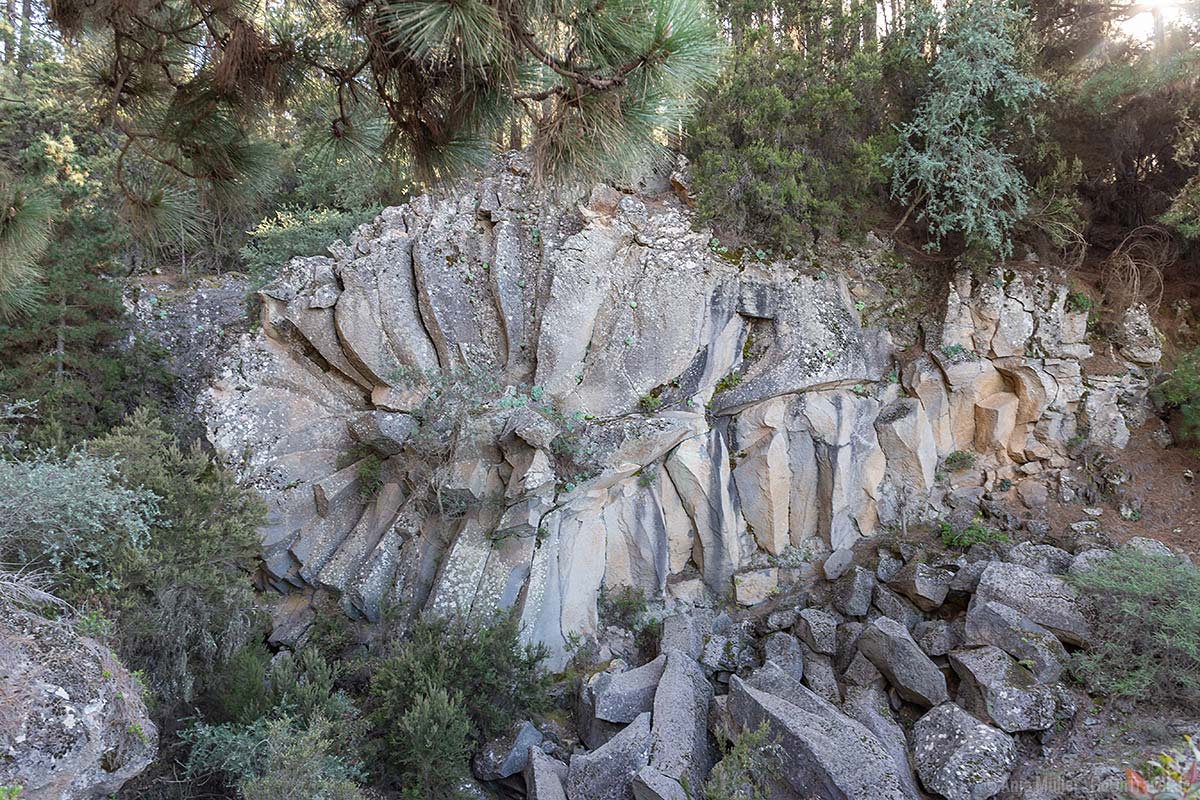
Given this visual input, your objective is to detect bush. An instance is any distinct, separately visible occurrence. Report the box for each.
[702,722,781,800]
[688,30,892,247]
[240,717,368,800]
[938,519,1009,548]
[1154,348,1200,442]
[942,450,976,472]
[1125,737,1200,799]
[0,452,158,593]
[886,0,1045,258]
[369,612,550,745]
[1069,548,1200,710]
[240,206,380,280]
[89,409,267,705]
[389,683,474,800]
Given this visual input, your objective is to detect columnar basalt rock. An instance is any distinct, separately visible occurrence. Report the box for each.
[199,155,1157,664]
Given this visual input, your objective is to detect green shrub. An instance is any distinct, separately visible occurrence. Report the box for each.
[938,519,1009,548]
[886,0,1045,258]
[639,393,664,413]
[1066,290,1094,314]
[90,409,267,705]
[369,612,550,745]
[0,452,159,593]
[389,683,474,800]
[1069,548,1200,710]
[714,373,743,394]
[240,717,369,800]
[688,27,893,247]
[702,722,781,800]
[1124,737,1200,799]
[942,450,976,472]
[1153,348,1200,442]
[240,206,380,280]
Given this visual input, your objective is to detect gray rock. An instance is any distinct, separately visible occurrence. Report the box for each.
[802,647,842,706]
[824,547,856,580]
[797,607,841,655]
[876,550,904,582]
[972,562,1090,645]
[579,671,630,750]
[912,702,1017,800]
[1005,542,1073,575]
[833,620,865,673]
[660,610,713,660]
[567,712,652,800]
[763,605,800,633]
[913,619,958,657]
[843,683,923,800]
[526,747,569,800]
[950,646,1057,732]
[472,720,544,780]
[650,652,714,793]
[964,600,1068,683]
[843,651,883,687]
[348,409,418,455]
[632,765,688,800]
[857,616,949,707]
[595,655,667,723]
[1067,547,1114,577]
[763,632,805,682]
[1126,536,1175,558]
[0,606,158,800]
[872,584,924,629]
[833,566,876,617]
[728,668,916,800]
[949,559,989,593]
[888,560,954,611]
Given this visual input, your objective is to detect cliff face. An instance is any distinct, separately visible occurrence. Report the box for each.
[199,155,1158,667]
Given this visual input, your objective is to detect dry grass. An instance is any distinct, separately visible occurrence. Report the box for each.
[1100,225,1173,311]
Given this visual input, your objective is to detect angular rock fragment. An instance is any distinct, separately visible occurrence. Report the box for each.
[595,655,667,723]
[857,616,949,707]
[913,702,1017,800]
[973,562,1090,645]
[950,646,1057,733]
[964,600,1068,683]
[567,712,652,800]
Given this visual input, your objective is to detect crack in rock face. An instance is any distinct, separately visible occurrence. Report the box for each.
[198,155,1131,669]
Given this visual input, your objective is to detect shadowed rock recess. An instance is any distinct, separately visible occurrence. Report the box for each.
[200,156,1149,668]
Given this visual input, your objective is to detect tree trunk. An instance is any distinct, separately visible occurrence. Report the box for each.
[54,295,66,386]
[16,0,30,72]
[2,0,15,63]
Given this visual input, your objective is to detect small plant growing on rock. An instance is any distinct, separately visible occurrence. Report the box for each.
[938,519,1008,548]
[639,393,664,413]
[702,721,781,800]
[942,450,977,472]
[714,373,743,394]
[1066,290,1094,314]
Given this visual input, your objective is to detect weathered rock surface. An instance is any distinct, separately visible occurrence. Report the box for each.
[595,655,667,723]
[950,646,1057,733]
[964,600,1068,683]
[728,666,917,800]
[526,747,569,800]
[567,712,652,800]
[972,562,1089,645]
[196,159,1145,668]
[913,702,1017,800]
[0,606,158,800]
[649,652,713,792]
[858,616,949,707]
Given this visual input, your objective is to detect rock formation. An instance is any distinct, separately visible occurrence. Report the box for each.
[199,154,1160,668]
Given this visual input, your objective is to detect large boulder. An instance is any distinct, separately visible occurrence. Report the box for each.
[727,666,917,800]
[0,606,157,800]
[526,747,569,800]
[964,600,1068,683]
[971,562,1090,645]
[912,703,1017,800]
[594,655,667,724]
[567,712,652,800]
[887,561,954,611]
[949,646,1058,733]
[649,652,714,792]
[857,616,949,707]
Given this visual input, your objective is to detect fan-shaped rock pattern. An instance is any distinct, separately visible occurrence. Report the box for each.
[199,156,1142,667]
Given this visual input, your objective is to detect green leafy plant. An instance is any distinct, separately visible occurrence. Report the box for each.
[1070,547,1200,710]
[639,393,664,413]
[1154,348,1200,443]
[1066,290,1094,314]
[702,721,782,800]
[389,683,474,800]
[938,519,1009,548]
[1125,737,1200,799]
[942,450,977,472]
[714,373,743,394]
[886,0,1045,258]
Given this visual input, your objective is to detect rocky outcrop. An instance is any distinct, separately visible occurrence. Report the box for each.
[198,154,1158,665]
[0,606,157,799]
